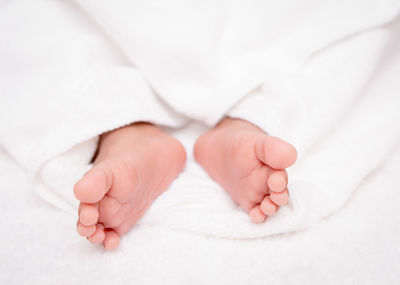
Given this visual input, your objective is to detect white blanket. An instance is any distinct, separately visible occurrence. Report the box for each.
[1,136,400,284]
[0,0,399,239]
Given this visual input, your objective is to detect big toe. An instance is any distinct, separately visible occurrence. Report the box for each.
[74,167,112,203]
[256,136,297,169]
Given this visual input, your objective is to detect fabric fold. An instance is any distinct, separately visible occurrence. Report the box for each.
[227,23,400,235]
[0,0,399,238]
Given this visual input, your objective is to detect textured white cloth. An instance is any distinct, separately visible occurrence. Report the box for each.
[0,0,399,238]
[1,145,400,285]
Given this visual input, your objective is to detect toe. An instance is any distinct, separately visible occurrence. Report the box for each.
[77,222,96,237]
[79,203,99,226]
[270,189,289,206]
[256,136,297,169]
[268,170,287,192]
[73,167,112,204]
[260,197,278,216]
[88,224,106,245]
[103,229,120,250]
[98,196,123,227]
[249,205,267,223]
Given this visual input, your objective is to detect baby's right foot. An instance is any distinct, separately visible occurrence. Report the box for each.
[73,123,186,250]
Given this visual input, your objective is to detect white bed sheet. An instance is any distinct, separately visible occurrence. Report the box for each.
[0,124,399,285]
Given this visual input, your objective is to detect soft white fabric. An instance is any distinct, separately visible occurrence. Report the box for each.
[0,0,399,239]
[1,136,400,285]
[76,0,400,124]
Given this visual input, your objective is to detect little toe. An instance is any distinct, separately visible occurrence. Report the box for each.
[79,203,99,226]
[249,205,267,223]
[270,189,289,206]
[256,136,297,169]
[73,167,112,204]
[77,222,96,237]
[88,224,105,245]
[103,229,120,250]
[260,197,278,216]
[268,170,287,192]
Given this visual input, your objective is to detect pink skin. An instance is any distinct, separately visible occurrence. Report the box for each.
[73,123,186,250]
[194,118,297,222]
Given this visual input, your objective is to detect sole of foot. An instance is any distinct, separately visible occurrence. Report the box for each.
[194,118,297,222]
[74,123,186,250]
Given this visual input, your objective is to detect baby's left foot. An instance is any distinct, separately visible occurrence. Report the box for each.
[194,118,297,222]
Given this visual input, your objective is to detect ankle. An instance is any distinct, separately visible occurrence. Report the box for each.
[217,117,264,133]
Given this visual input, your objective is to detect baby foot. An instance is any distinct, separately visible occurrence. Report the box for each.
[74,123,186,250]
[194,118,297,222]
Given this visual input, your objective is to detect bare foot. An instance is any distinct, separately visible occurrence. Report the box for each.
[194,118,297,222]
[73,123,186,250]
